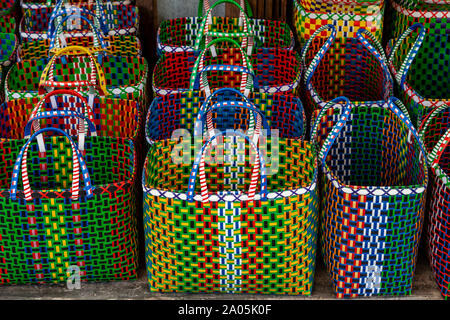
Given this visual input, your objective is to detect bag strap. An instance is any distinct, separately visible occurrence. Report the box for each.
[198,0,253,17]
[10,127,94,201]
[187,129,267,203]
[387,23,425,88]
[189,37,254,97]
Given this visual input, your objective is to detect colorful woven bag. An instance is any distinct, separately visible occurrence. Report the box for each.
[157,0,294,55]
[6,45,148,108]
[143,122,319,294]
[301,25,393,118]
[390,0,450,39]
[19,13,142,60]
[387,23,449,129]
[146,88,306,144]
[312,96,428,298]
[0,126,139,284]
[153,37,301,97]
[293,0,385,48]
[21,0,134,10]
[20,0,139,42]
[419,104,450,298]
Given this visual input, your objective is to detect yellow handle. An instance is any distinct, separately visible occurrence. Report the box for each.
[39,46,108,96]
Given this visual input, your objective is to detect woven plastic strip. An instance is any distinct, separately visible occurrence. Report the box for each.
[311,96,428,298]
[293,0,385,48]
[146,87,306,144]
[387,23,449,128]
[143,126,319,294]
[6,45,149,109]
[157,0,294,55]
[153,38,301,97]
[0,126,138,284]
[418,103,450,298]
[300,0,382,9]
[301,24,393,118]
[21,0,134,10]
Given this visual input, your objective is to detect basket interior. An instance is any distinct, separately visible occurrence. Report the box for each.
[392,33,450,100]
[145,137,315,195]
[316,105,426,187]
[0,136,134,192]
[423,107,450,176]
[159,17,292,49]
[154,48,300,91]
[304,36,389,102]
[8,55,147,92]
[147,92,303,141]
[0,96,139,140]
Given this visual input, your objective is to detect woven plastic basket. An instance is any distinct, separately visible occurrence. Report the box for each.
[153,37,301,97]
[387,23,449,128]
[391,0,450,39]
[157,0,294,55]
[20,0,139,42]
[19,13,142,60]
[293,0,385,48]
[146,88,306,144]
[6,46,148,109]
[311,96,428,298]
[143,123,319,294]
[419,103,450,298]
[0,126,139,284]
[301,25,393,119]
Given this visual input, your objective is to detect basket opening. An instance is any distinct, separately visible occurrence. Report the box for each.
[145,138,316,196]
[322,105,426,187]
[305,37,388,103]
[0,136,134,193]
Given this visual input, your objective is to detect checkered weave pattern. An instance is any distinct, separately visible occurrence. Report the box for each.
[293,0,385,48]
[146,88,306,144]
[0,14,16,34]
[395,0,450,10]
[391,0,450,39]
[0,128,139,284]
[153,47,302,97]
[300,0,383,9]
[21,0,134,10]
[387,24,449,128]
[312,98,428,298]
[143,133,319,295]
[0,0,15,17]
[418,103,450,298]
[301,25,393,119]
[0,33,17,68]
[6,46,148,110]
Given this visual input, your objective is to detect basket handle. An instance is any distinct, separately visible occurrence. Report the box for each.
[49,13,109,61]
[10,127,94,201]
[319,96,427,166]
[191,64,258,97]
[187,129,267,203]
[38,46,108,96]
[49,2,109,36]
[189,37,254,96]
[195,0,253,56]
[301,24,337,87]
[198,0,253,17]
[199,87,253,114]
[195,100,270,142]
[387,24,425,88]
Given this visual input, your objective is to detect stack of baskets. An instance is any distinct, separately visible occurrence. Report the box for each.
[144,0,320,295]
[0,0,147,285]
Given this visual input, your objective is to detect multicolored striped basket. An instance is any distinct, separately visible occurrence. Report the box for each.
[6,45,148,108]
[293,0,385,48]
[0,126,139,284]
[157,0,294,55]
[20,0,139,41]
[21,0,134,10]
[390,0,450,39]
[419,103,450,298]
[143,122,319,294]
[153,37,301,97]
[387,23,449,128]
[312,96,428,298]
[301,25,393,119]
[18,13,142,60]
[146,87,306,144]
